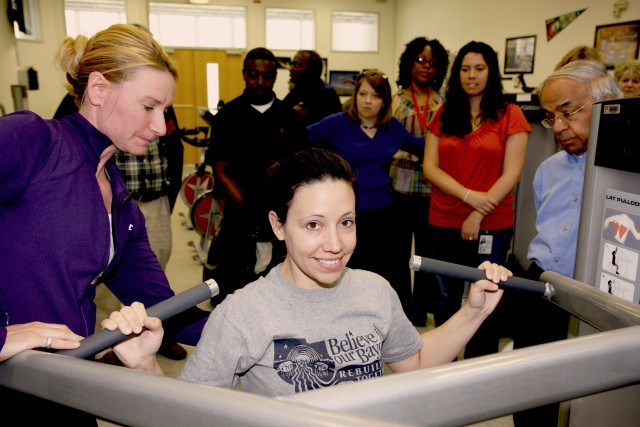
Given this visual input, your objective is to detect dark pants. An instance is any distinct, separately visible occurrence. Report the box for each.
[391,191,433,324]
[204,199,259,304]
[427,226,513,330]
[510,262,570,427]
[349,206,411,314]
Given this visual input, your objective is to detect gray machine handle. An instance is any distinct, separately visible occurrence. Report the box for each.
[58,279,219,359]
[409,256,554,297]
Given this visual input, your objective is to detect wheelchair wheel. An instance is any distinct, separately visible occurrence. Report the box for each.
[190,190,224,239]
[180,170,214,208]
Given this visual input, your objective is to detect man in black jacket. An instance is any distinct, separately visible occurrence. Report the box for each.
[283,49,342,130]
[204,48,302,304]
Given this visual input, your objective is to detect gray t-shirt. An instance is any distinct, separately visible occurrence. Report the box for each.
[178,265,422,396]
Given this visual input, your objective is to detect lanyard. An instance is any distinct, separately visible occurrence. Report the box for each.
[409,86,430,134]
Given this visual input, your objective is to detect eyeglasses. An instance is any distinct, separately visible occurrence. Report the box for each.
[415,56,437,67]
[540,102,592,129]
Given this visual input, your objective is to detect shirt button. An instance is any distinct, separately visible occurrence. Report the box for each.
[554,257,559,262]
[580,166,584,171]
[573,197,578,203]
[562,226,568,232]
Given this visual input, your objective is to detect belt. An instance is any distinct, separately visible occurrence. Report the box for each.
[130,192,163,203]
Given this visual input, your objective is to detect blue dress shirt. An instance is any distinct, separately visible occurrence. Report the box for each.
[527,150,586,278]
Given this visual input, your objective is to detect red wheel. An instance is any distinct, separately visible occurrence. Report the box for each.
[180,170,214,207]
[190,190,224,239]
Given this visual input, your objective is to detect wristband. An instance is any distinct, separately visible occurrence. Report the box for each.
[462,188,472,203]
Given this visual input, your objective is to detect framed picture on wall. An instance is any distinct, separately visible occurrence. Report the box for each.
[329,70,359,96]
[594,20,640,69]
[504,35,536,74]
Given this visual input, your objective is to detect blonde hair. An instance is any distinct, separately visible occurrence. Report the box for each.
[554,45,602,71]
[55,24,177,106]
[614,60,640,81]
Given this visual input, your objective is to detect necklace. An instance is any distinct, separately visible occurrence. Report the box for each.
[360,124,375,130]
[409,86,431,133]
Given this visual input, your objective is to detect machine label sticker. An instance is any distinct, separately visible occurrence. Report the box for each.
[603,104,621,114]
[598,189,640,303]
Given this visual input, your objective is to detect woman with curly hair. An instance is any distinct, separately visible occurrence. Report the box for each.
[391,37,450,326]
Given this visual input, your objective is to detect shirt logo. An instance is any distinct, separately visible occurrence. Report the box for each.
[273,330,383,393]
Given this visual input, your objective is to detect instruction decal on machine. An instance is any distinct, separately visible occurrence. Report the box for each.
[599,189,640,303]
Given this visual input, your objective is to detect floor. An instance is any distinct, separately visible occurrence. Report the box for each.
[96,165,514,427]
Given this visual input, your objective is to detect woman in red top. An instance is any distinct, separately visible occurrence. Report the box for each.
[423,41,530,359]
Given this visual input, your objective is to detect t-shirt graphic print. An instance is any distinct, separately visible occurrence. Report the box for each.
[273,328,384,393]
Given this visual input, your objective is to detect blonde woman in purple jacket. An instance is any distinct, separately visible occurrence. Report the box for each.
[0,24,207,425]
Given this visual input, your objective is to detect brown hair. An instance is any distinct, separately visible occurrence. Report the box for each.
[343,69,393,127]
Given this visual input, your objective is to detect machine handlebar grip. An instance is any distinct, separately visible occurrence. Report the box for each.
[409,256,554,297]
[57,279,219,359]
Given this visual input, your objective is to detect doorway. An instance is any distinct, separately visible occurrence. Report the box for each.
[170,49,245,164]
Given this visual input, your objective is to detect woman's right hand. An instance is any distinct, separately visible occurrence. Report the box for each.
[466,261,510,315]
[0,322,83,362]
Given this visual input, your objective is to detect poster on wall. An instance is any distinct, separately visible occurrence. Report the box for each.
[545,8,587,41]
[597,189,640,303]
[594,20,640,69]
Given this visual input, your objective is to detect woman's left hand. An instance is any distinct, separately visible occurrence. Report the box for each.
[461,213,482,240]
[467,262,512,313]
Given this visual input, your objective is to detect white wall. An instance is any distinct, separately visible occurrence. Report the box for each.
[13,0,68,118]
[2,0,640,118]
[396,0,640,91]
[1,0,398,118]
[0,0,22,115]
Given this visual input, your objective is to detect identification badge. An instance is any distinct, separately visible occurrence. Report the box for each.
[478,235,493,255]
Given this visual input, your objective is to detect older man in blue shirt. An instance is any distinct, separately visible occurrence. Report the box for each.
[512,60,622,427]
[527,61,622,279]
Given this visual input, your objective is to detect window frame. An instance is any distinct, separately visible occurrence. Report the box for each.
[148,2,247,50]
[13,0,43,41]
[265,8,315,51]
[63,0,126,38]
[331,11,379,53]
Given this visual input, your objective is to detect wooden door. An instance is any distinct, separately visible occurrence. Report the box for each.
[170,49,245,165]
